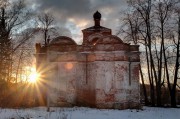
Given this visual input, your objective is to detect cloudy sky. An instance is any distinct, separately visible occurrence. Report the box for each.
[27,0,128,44]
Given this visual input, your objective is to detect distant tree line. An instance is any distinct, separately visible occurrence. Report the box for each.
[120,0,180,107]
[0,0,56,107]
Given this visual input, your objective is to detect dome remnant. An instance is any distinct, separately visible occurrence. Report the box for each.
[93,11,101,20]
[49,36,77,45]
[93,11,101,26]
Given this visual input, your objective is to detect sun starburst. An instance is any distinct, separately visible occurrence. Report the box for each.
[28,67,40,83]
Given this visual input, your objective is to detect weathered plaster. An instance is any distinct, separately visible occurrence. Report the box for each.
[35,12,140,109]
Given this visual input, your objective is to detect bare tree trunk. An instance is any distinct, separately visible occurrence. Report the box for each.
[15,50,24,83]
[145,44,155,106]
[171,15,180,107]
[44,29,47,46]
[147,15,157,106]
[139,64,149,105]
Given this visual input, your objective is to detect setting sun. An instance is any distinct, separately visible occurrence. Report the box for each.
[28,68,40,83]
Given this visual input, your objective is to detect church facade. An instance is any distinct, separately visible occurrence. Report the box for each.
[35,11,140,109]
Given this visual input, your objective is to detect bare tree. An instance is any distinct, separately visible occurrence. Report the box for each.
[126,0,157,106]
[0,0,38,106]
[153,0,175,106]
[119,11,149,105]
[37,13,58,46]
[122,0,180,107]
[167,7,180,107]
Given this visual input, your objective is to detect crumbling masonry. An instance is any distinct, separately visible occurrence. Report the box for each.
[35,11,140,109]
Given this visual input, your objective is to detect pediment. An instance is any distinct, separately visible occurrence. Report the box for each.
[90,35,124,45]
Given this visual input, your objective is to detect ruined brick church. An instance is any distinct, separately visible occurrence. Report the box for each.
[35,11,140,109]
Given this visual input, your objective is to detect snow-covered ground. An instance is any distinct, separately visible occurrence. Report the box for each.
[0,106,179,119]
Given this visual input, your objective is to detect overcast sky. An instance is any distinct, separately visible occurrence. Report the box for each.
[27,0,128,44]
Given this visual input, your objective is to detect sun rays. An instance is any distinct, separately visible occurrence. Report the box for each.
[12,64,50,106]
[28,67,40,83]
